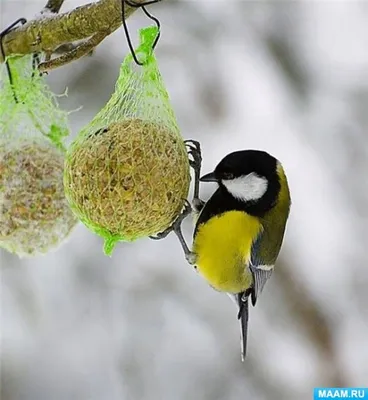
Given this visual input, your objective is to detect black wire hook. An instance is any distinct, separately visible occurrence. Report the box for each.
[0,18,27,103]
[121,0,161,66]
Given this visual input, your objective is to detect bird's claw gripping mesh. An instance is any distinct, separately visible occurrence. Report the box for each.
[149,199,192,240]
[64,26,190,256]
[0,55,78,257]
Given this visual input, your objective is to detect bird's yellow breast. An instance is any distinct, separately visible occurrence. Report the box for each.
[192,211,262,294]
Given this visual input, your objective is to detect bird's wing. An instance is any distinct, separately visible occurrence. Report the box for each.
[249,265,273,306]
[249,231,275,306]
[249,197,290,305]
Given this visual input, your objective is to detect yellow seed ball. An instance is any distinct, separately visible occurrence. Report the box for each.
[64,119,190,242]
[0,140,78,257]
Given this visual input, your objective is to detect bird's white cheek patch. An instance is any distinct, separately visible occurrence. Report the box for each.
[223,173,268,202]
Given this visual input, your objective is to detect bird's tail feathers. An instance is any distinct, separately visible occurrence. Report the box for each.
[238,294,249,362]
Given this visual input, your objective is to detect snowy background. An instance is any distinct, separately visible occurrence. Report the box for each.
[1,1,368,399]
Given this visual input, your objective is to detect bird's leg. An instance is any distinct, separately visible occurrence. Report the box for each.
[184,140,205,213]
[150,201,196,264]
[150,140,203,263]
[150,201,191,241]
[172,204,196,265]
[149,139,203,240]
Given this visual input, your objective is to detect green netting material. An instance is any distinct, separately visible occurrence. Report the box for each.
[64,26,190,256]
[0,56,70,150]
[0,55,77,257]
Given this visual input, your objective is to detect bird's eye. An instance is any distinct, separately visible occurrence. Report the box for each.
[222,172,234,180]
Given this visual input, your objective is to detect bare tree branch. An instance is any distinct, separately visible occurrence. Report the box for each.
[0,0,155,68]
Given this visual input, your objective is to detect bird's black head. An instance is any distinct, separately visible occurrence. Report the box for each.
[200,150,281,215]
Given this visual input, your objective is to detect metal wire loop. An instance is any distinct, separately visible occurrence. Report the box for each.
[125,0,162,7]
[0,18,27,103]
[121,0,161,66]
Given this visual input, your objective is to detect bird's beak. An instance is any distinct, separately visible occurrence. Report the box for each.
[200,172,217,182]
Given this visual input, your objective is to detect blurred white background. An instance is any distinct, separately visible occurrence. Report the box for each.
[1,1,368,399]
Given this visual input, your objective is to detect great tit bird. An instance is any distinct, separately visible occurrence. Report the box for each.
[192,149,291,360]
[151,143,291,361]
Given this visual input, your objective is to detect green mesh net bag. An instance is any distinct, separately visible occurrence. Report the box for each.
[0,55,78,257]
[64,26,190,256]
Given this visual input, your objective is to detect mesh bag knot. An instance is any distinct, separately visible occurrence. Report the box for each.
[64,26,190,255]
[0,55,77,257]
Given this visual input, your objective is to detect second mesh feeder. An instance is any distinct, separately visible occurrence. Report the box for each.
[0,55,77,257]
[64,26,190,255]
